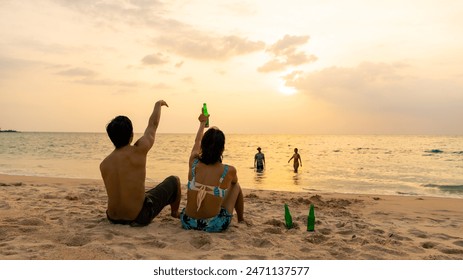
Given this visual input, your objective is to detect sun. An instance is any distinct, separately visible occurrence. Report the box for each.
[278,79,297,95]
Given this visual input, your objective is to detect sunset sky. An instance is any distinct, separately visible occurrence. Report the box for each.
[1,0,462,134]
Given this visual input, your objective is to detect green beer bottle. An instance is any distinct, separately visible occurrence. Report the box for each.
[284,204,293,229]
[307,204,315,231]
[202,103,209,128]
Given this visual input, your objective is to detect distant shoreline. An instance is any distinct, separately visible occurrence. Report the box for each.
[0,130,19,133]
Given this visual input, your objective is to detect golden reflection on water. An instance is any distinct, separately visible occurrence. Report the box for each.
[1,133,462,198]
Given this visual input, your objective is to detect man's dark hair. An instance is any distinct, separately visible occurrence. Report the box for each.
[199,127,225,165]
[106,116,133,149]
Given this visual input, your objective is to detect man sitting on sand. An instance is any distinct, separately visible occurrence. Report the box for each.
[100,100,181,226]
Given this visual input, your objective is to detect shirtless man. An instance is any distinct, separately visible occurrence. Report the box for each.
[100,100,181,226]
[288,148,302,173]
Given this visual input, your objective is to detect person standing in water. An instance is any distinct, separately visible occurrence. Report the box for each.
[254,147,265,172]
[288,148,302,173]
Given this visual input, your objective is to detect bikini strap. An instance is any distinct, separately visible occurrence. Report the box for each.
[191,158,199,176]
[209,165,229,197]
[218,165,229,184]
[188,159,200,190]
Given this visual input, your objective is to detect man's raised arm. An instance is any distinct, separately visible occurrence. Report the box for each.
[135,100,168,152]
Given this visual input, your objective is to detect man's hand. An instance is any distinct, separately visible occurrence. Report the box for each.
[135,99,168,152]
[156,100,169,107]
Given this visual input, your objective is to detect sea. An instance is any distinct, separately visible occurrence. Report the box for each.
[1,132,462,199]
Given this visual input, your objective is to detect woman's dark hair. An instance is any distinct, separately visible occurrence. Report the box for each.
[199,127,225,165]
[106,115,133,149]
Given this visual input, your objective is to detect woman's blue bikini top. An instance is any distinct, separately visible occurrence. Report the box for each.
[187,159,229,211]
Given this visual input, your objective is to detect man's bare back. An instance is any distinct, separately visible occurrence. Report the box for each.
[100,100,181,226]
[100,145,147,220]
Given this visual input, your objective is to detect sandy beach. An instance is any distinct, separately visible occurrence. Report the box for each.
[0,174,462,260]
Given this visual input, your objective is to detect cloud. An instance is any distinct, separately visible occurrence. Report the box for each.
[54,66,139,88]
[152,82,169,89]
[141,53,169,66]
[268,35,310,55]
[182,76,194,83]
[55,0,265,61]
[175,61,184,68]
[221,2,257,17]
[56,67,96,77]
[285,62,463,118]
[0,57,34,78]
[74,78,139,88]
[53,0,165,23]
[258,35,317,73]
[154,34,265,60]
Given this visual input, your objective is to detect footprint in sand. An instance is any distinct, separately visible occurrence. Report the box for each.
[246,254,267,260]
[143,239,167,248]
[264,217,299,230]
[64,234,91,247]
[104,233,114,240]
[354,223,368,229]
[42,193,58,199]
[18,217,46,226]
[0,228,15,242]
[310,195,324,205]
[421,241,438,249]
[245,193,259,199]
[251,238,274,248]
[0,200,10,209]
[317,228,332,235]
[337,229,354,235]
[1,245,18,256]
[408,229,428,238]
[264,218,285,228]
[388,233,412,242]
[118,242,136,250]
[433,233,458,240]
[291,197,311,205]
[64,194,79,201]
[262,227,282,234]
[372,228,385,235]
[336,222,346,228]
[221,254,236,260]
[363,244,405,257]
[190,234,212,249]
[303,233,328,244]
[438,247,463,255]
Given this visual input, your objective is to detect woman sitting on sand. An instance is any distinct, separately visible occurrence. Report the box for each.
[180,111,244,232]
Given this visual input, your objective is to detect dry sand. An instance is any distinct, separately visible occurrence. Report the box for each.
[1,174,462,260]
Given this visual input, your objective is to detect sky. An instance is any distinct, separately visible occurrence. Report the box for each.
[1,0,462,134]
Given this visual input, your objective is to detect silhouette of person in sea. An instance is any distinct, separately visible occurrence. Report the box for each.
[254,147,265,172]
[288,148,302,173]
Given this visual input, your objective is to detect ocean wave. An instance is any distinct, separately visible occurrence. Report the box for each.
[424,149,444,154]
[423,184,463,193]
[396,191,418,196]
